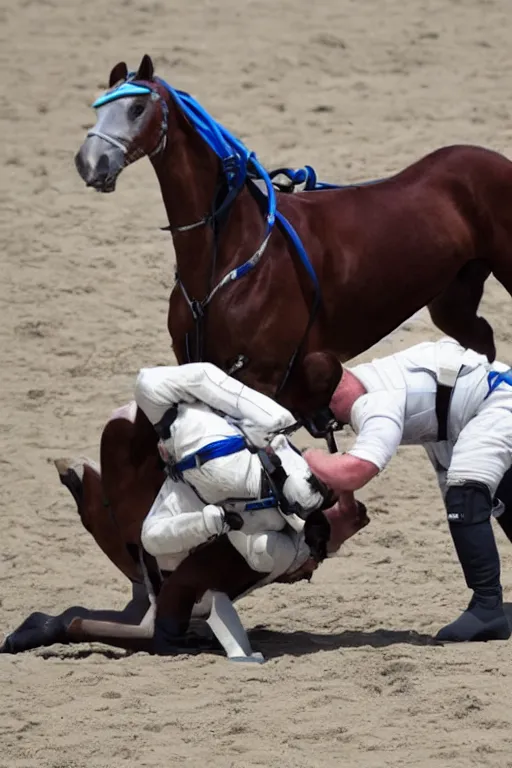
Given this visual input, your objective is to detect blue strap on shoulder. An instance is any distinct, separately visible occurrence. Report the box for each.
[174,435,247,473]
[244,496,278,511]
[485,369,512,399]
[173,436,279,511]
[155,80,323,385]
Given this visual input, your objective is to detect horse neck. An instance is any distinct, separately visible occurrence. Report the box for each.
[151,110,261,300]
[152,113,227,298]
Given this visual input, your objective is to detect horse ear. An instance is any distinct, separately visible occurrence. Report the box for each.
[109,61,128,88]
[135,54,154,81]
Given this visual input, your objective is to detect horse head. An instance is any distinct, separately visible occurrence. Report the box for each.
[75,54,171,192]
[291,350,344,438]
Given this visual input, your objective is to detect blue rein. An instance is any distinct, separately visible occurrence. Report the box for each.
[155,78,331,386]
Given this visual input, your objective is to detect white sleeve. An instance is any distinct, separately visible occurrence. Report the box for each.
[134,362,296,433]
[347,393,405,471]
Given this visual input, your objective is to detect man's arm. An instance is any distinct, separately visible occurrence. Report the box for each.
[304,450,379,492]
[134,362,296,436]
[304,399,405,492]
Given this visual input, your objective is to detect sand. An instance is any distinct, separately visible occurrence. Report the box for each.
[2,0,512,765]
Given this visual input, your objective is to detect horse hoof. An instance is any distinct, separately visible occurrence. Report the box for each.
[228,651,265,664]
[1,612,68,654]
[54,456,100,480]
[54,459,87,509]
[152,616,220,656]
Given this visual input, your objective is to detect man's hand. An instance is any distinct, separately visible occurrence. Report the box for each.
[324,492,370,554]
[222,507,282,535]
[223,510,244,531]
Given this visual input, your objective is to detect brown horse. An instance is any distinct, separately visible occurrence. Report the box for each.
[76,53,512,416]
[1,403,370,659]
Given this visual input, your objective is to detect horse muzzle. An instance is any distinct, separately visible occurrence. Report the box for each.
[74,137,125,193]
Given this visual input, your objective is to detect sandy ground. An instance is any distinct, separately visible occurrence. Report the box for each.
[2,0,512,766]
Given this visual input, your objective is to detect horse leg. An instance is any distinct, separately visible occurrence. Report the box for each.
[427,260,496,361]
[152,536,263,658]
[0,582,152,654]
[18,538,250,658]
[1,458,147,655]
[55,456,142,583]
[54,542,246,657]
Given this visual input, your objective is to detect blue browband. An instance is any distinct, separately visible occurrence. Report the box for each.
[92,82,153,106]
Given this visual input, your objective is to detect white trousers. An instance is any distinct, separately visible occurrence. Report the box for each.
[141,476,298,577]
[425,399,512,498]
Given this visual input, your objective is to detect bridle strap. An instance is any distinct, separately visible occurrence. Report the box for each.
[171,171,245,234]
[86,130,128,154]
[173,217,210,233]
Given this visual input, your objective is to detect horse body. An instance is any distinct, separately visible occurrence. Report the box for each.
[165,139,511,408]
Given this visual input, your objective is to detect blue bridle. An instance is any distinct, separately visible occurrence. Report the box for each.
[92,73,337,390]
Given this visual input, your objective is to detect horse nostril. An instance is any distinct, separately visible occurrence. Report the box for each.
[97,153,110,177]
[74,150,87,179]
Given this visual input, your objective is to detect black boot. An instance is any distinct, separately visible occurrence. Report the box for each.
[436,483,511,643]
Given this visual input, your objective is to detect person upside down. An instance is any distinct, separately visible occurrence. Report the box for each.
[301,336,512,643]
[134,362,366,592]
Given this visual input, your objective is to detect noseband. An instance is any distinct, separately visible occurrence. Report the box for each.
[86,130,129,155]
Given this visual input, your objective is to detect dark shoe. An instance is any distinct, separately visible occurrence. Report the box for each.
[440,484,508,642]
[436,601,511,642]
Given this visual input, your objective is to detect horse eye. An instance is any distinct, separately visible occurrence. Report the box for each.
[130,103,146,120]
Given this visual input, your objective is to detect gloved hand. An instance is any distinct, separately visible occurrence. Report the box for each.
[223,510,244,531]
[222,505,285,535]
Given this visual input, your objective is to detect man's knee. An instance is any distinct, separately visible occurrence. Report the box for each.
[134,368,155,403]
[445,481,492,525]
[249,532,296,574]
[141,516,183,557]
[230,531,296,574]
[141,518,162,556]
[133,368,170,427]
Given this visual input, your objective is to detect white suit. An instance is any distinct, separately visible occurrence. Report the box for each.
[134,363,320,578]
